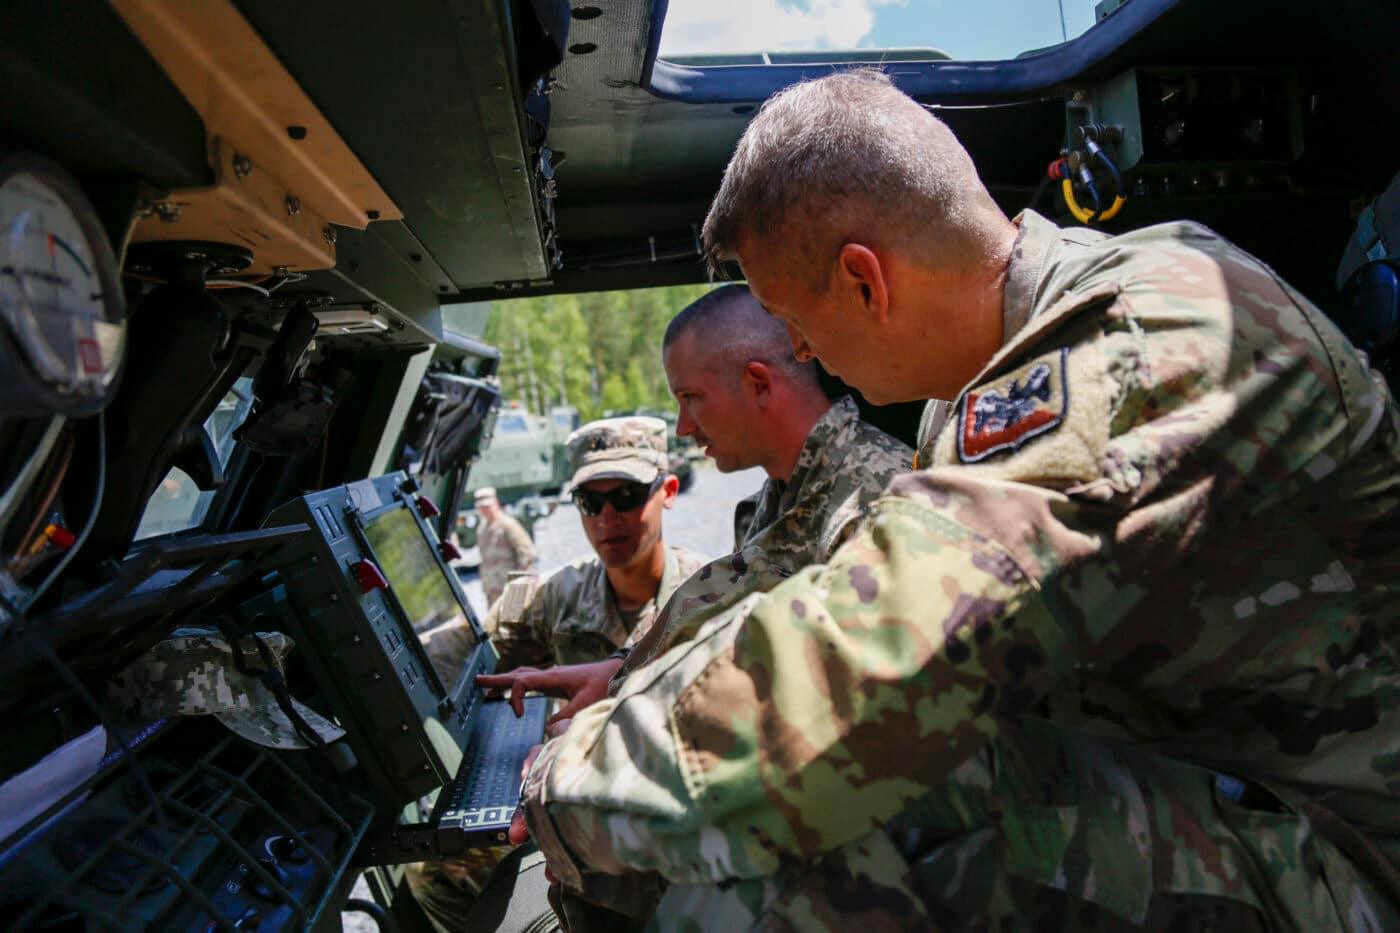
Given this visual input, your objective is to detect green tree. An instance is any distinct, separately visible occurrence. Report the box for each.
[482,283,715,422]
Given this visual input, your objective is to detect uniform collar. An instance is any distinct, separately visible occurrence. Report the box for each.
[1002,209,1062,346]
[759,396,860,515]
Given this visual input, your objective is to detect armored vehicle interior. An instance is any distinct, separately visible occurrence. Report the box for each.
[0,0,1395,928]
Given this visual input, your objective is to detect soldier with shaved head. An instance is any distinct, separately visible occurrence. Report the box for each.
[479,283,912,727]
[515,70,1400,929]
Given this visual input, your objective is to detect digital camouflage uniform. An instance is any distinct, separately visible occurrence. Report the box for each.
[622,395,912,675]
[486,543,705,672]
[106,628,345,749]
[477,510,536,608]
[520,211,1400,929]
[411,417,701,933]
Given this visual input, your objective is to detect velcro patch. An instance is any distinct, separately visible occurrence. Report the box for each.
[958,348,1069,463]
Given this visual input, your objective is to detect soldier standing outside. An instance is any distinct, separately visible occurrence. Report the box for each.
[472,486,536,608]
[515,70,1400,929]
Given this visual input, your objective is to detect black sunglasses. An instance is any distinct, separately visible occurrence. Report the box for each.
[572,477,663,517]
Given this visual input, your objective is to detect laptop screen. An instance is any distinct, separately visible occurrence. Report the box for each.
[363,505,475,643]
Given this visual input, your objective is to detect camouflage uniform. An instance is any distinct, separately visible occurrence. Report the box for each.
[520,211,1400,929]
[411,417,701,932]
[477,510,536,607]
[623,396,912,673]
[106,628,344,749]
[487,543,704,672]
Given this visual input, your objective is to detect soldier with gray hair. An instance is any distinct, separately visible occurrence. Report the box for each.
[515,70,1400,929]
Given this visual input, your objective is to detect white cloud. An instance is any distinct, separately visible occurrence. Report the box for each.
[658,0,906,56]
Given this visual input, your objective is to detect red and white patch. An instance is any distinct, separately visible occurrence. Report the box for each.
[78,337,103,374]
[958,348,1069,463]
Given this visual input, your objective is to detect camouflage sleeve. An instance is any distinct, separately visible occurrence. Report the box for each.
[523,241,1381,889]
[524,491,1072,888]
[488,575,554,672]
[617,547,793,680]
[506,520,537,572]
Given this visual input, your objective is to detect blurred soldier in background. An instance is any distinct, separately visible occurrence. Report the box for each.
[472,486,535,608]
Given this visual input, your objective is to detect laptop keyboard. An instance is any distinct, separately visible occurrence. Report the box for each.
[436,696,547,831]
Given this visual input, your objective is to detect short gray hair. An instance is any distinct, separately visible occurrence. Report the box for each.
[702,69,995,286]
[663,284,824,394]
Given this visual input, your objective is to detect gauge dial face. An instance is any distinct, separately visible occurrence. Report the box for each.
[0,168,124,402]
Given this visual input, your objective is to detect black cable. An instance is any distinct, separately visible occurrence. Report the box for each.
[1073,158,1103,218]
[215,620,328,751]
[1084,137,1123,201]
[343,898,396,933]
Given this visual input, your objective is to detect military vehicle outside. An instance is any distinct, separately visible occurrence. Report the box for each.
[454,403,578,553]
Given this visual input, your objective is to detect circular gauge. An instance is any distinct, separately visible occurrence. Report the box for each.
[0,153,125,417]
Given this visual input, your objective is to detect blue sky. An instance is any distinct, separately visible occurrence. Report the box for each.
[660,0,1103,61]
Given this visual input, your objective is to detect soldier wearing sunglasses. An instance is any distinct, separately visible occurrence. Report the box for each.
[410,417,702,933]
[483,416,704,673]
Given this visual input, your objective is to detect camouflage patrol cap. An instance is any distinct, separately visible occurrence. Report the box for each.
[106,628,345,750]
[566,416,668,487]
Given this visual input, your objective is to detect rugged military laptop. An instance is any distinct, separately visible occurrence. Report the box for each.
[265,472,546,860]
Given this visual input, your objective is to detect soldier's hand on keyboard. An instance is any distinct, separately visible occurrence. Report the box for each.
[477,658,623,722]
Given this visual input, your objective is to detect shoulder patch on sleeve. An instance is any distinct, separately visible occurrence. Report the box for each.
[496,574,541,624]
[959,348,1069,463]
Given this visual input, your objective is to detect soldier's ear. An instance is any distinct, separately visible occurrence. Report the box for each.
[743,361,773,405]
[837,243,889,324]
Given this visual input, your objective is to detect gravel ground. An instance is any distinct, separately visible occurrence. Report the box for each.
[342,460,765,930]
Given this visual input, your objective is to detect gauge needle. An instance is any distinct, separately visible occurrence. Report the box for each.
[52,234,92,278]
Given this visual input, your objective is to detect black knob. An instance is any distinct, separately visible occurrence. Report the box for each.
[266,834,311,865]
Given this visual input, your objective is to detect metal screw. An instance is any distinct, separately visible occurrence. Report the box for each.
[322,225,338,245]
[286,196,301,216]
[232,153,252,177]
[154,201,181,223]
[273,265,290,277]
